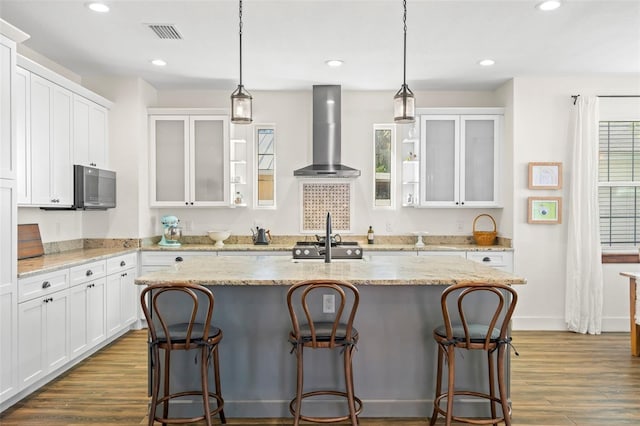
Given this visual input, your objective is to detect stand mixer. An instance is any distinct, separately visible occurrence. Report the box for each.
[159,215,182,247]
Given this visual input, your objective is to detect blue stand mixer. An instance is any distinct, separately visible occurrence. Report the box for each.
[159,215,182,247]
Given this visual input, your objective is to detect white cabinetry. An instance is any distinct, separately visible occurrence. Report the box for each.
[28,73,73,207]
[15,66,30,204]
[418,251,466,258]
[0,35,16,179]
[0,180,17,403]
[401,138,419,207]
[230,137,247,207]
[466,251,513,273]
[105,253,138,337]
[419,108,502,208]
[73,94,108,168]
[149,111,230,207]
[18,269,70,390]
[69,260,107,360]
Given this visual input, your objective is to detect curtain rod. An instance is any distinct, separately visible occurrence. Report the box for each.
[571,94,640,105]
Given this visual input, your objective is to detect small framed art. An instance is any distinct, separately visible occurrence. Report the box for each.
[528,197,562,224]
[528,162,562,189]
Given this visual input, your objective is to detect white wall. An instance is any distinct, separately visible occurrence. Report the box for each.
[150,89,508,238]
[511,76,640,331]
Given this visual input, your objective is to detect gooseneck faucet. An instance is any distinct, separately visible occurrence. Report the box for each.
[325,212,332,263]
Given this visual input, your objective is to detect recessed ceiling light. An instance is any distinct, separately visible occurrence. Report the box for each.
[86,2,110,13]
[478,59,495,67]
[325,60,343,68]
[536,1,562,11]
[151,59,167,67]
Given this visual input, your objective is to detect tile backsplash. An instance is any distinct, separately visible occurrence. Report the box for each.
[301,181,352,232]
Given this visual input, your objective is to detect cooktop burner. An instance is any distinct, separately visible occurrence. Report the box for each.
[292,241,363,259]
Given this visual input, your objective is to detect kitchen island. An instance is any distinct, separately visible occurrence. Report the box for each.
[135,255,525,419]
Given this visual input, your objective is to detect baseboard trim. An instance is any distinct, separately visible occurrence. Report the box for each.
[512,316,630,332]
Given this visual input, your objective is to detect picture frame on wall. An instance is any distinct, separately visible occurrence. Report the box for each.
[528,162,562,189]
[528,197,562,224]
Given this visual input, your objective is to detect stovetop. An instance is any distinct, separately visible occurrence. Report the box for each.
[292,241,363,259]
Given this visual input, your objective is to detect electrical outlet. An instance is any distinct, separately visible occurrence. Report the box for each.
[185,220,193,232]
[323,294,335,313]
[386,221,393,232]
[456,220,464,232]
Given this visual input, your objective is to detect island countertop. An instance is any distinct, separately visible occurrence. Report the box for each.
[135,254,526,286]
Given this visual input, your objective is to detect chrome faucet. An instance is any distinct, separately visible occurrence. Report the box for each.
[325,212,331,263]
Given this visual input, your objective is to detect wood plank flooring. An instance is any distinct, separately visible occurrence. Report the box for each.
[1,330,638,425]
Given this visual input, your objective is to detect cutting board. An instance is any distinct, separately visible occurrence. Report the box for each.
[18,224,44,260]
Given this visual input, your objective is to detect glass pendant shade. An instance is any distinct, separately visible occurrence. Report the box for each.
[394,84,415,123]
[231,84,252,124]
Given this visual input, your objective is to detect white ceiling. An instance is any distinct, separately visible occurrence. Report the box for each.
[0,0,639,91]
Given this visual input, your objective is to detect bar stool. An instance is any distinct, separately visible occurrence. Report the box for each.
[286,279,362,425]
[140,282,225,426]
[430,282,518,426]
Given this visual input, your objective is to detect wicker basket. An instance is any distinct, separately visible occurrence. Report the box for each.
[472,214,497,246]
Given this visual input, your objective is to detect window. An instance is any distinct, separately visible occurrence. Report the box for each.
[598,121,640,246]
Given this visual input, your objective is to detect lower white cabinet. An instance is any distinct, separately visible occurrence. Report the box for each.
[18,288,70,390]
[69,277,106,360]
[0,281,18,403]
[466,251,513,272]
[106,253,138,338]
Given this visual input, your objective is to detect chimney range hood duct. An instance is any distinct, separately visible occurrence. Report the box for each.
[293,85,361,177]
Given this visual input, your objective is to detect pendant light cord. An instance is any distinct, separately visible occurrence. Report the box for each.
[239,0,243,87]
[403,0,407,88]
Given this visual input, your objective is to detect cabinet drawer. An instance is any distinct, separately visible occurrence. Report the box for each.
[69,260,106,287]
[106,252,138,275]
[19,269,69,303]
[466,251,513,271]
[141,251,214,266]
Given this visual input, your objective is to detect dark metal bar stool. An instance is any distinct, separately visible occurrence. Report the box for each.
[140,282,225,426]
[430,282,518,426]
[286,279,362,425]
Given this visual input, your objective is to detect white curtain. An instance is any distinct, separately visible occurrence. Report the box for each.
[565,96,604,334]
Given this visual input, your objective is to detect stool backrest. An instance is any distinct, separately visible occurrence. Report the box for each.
[440,282,518,349]
[287,279,359,349]
[140,282,215,349]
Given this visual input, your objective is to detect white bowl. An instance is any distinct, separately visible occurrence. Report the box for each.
[208,230,231,247]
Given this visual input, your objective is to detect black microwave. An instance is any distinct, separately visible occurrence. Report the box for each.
[73,165,116,210]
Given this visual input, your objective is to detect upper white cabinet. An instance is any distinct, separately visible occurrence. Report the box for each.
[15,56,112,207]
[29,73,73,207]
[149,110,230,207]
[419,108,503,208]
[73,94,108,168]
[0,34,16,180]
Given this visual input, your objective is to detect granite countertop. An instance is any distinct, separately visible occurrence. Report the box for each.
[18,247,138,278]
[141,243,512,252]
[135,255,526,286]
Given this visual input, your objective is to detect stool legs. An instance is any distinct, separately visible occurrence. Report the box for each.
[488,351,497,424]
[293,346,304,426]
[497,346,511,426]
[344,345,359,425]
[212,345,226,424]
[200,346,212,426]
[149,345,161,426]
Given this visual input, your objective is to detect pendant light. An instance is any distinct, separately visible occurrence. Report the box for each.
[394,0,415,123]
[231,0,252,124]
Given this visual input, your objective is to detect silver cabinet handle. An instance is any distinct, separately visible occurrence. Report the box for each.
[42,281,51,289]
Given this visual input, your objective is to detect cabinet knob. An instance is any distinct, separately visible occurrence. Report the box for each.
[455,202,459,205]
[42,281,51,289]
[461,201,465,205]
[482,257,491,262]
[120,260,126,267]
[86,270,93,276]
[175,256,183,262]
[190,202,194,205]
[121,272,128,277]
[185,202,189,205]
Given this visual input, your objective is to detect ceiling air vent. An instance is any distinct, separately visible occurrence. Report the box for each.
[146,24,182,40]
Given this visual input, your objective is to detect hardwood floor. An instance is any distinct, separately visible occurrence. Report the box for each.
[1,330,638,425]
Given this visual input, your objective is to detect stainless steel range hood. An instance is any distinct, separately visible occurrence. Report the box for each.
[293,85,361,178]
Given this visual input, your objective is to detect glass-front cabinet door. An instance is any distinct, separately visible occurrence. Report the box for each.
[419,110,501,208]
[461,116,499,206]
[373,124,395,208]
[150,113,229,207]
[420,116,459,207]
[190,116,228,205]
